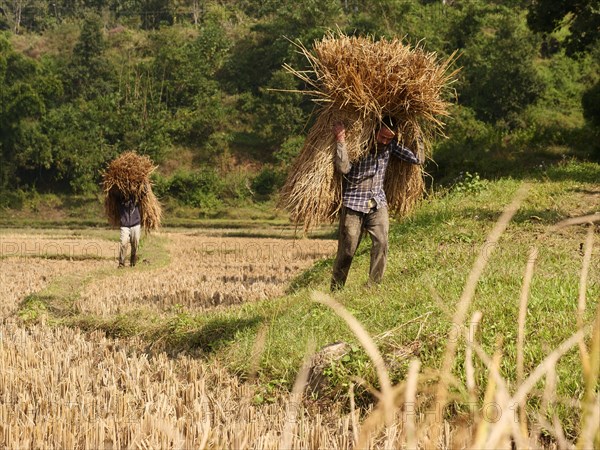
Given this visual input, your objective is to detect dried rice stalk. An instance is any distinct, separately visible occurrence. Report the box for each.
[102,151,162,231]
[279,31,458,231]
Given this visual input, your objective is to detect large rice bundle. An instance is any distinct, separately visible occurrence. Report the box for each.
[102,151,162,231]
[279,31,458,231]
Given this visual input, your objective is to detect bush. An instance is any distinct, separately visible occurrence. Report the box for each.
[430,106,500,183]
[458,12,544,126]
[582,80,600,127]
[0,189,27,209]
[157,169,224,208]
[251,166,285,198]
[221,170,253,201]
[450,171,486,195]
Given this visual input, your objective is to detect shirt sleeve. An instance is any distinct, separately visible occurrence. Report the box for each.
[390,140,421,165]
[335,141,352,174]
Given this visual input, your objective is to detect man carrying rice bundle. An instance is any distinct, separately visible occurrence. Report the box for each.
[102,151,162,268]
[279,31,457,289]
[331,116,421,290]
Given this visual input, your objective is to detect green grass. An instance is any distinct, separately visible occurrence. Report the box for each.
[0,191,289,229]
[10,160,600,436]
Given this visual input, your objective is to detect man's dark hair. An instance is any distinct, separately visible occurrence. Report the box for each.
[381,115,397,131]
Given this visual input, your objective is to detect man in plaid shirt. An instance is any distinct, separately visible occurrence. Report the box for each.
[331,116,421,290]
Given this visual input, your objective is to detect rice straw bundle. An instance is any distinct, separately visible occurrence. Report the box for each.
[102,151,162,231]
[279,31,458,230]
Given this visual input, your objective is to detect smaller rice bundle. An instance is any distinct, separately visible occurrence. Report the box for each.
[102,151,162,231]
[279,31,458,231]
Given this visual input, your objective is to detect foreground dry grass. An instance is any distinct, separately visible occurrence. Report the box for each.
[0,322,356,449]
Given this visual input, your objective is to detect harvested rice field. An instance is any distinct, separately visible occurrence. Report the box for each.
[0,227,349,449]
[0,322,356,449]
[78,232,336,315]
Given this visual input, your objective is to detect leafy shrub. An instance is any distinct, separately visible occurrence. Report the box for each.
[158,169,224,208]
[274,135,304,168]
[251,166,285,197]
[431,106,500,183]
[221,170,253,201]
[458,12,544,126]
[0,189,27,209]
[582,80,600,127]
[451,171,486,195]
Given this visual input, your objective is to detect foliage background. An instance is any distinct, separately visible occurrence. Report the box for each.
[1,0,598,213]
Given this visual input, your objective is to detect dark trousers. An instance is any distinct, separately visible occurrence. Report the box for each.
[331,206,389,290]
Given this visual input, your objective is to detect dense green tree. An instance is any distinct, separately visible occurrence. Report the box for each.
[148,11,229,146]
[253,69,306,149]
[66,15,113,98]
[458,11,544,126]
[39,101,115,192]
[0,34,53,190]
[222,0,342,157]
[223,0,342,94]
[0,0,51,33]
[140,0,173,29]
[442,1,486,51]
[527,0,600,56]
[526,0,599,159]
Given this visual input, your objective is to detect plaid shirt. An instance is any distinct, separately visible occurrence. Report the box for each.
[335,140,421,213]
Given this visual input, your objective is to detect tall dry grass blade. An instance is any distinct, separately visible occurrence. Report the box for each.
[349,382,359,447]
[466,311,483,402]
[472,338,508,449]
[384,423,399,450]
[578,394,600,450]
[536,360,572,450]
[405,359,421,450]
[279,339,315,450]
[311,291,395,441]
[576,225,594,378]
[541,358,557,423]
[577,302,600,450]
[198,427,210,450]
[464,327,537,449]
[517,246,539,438]
[550,213,600,230]
[551,415,572,450]
[533,411,571,450]
[435,184,530,433]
